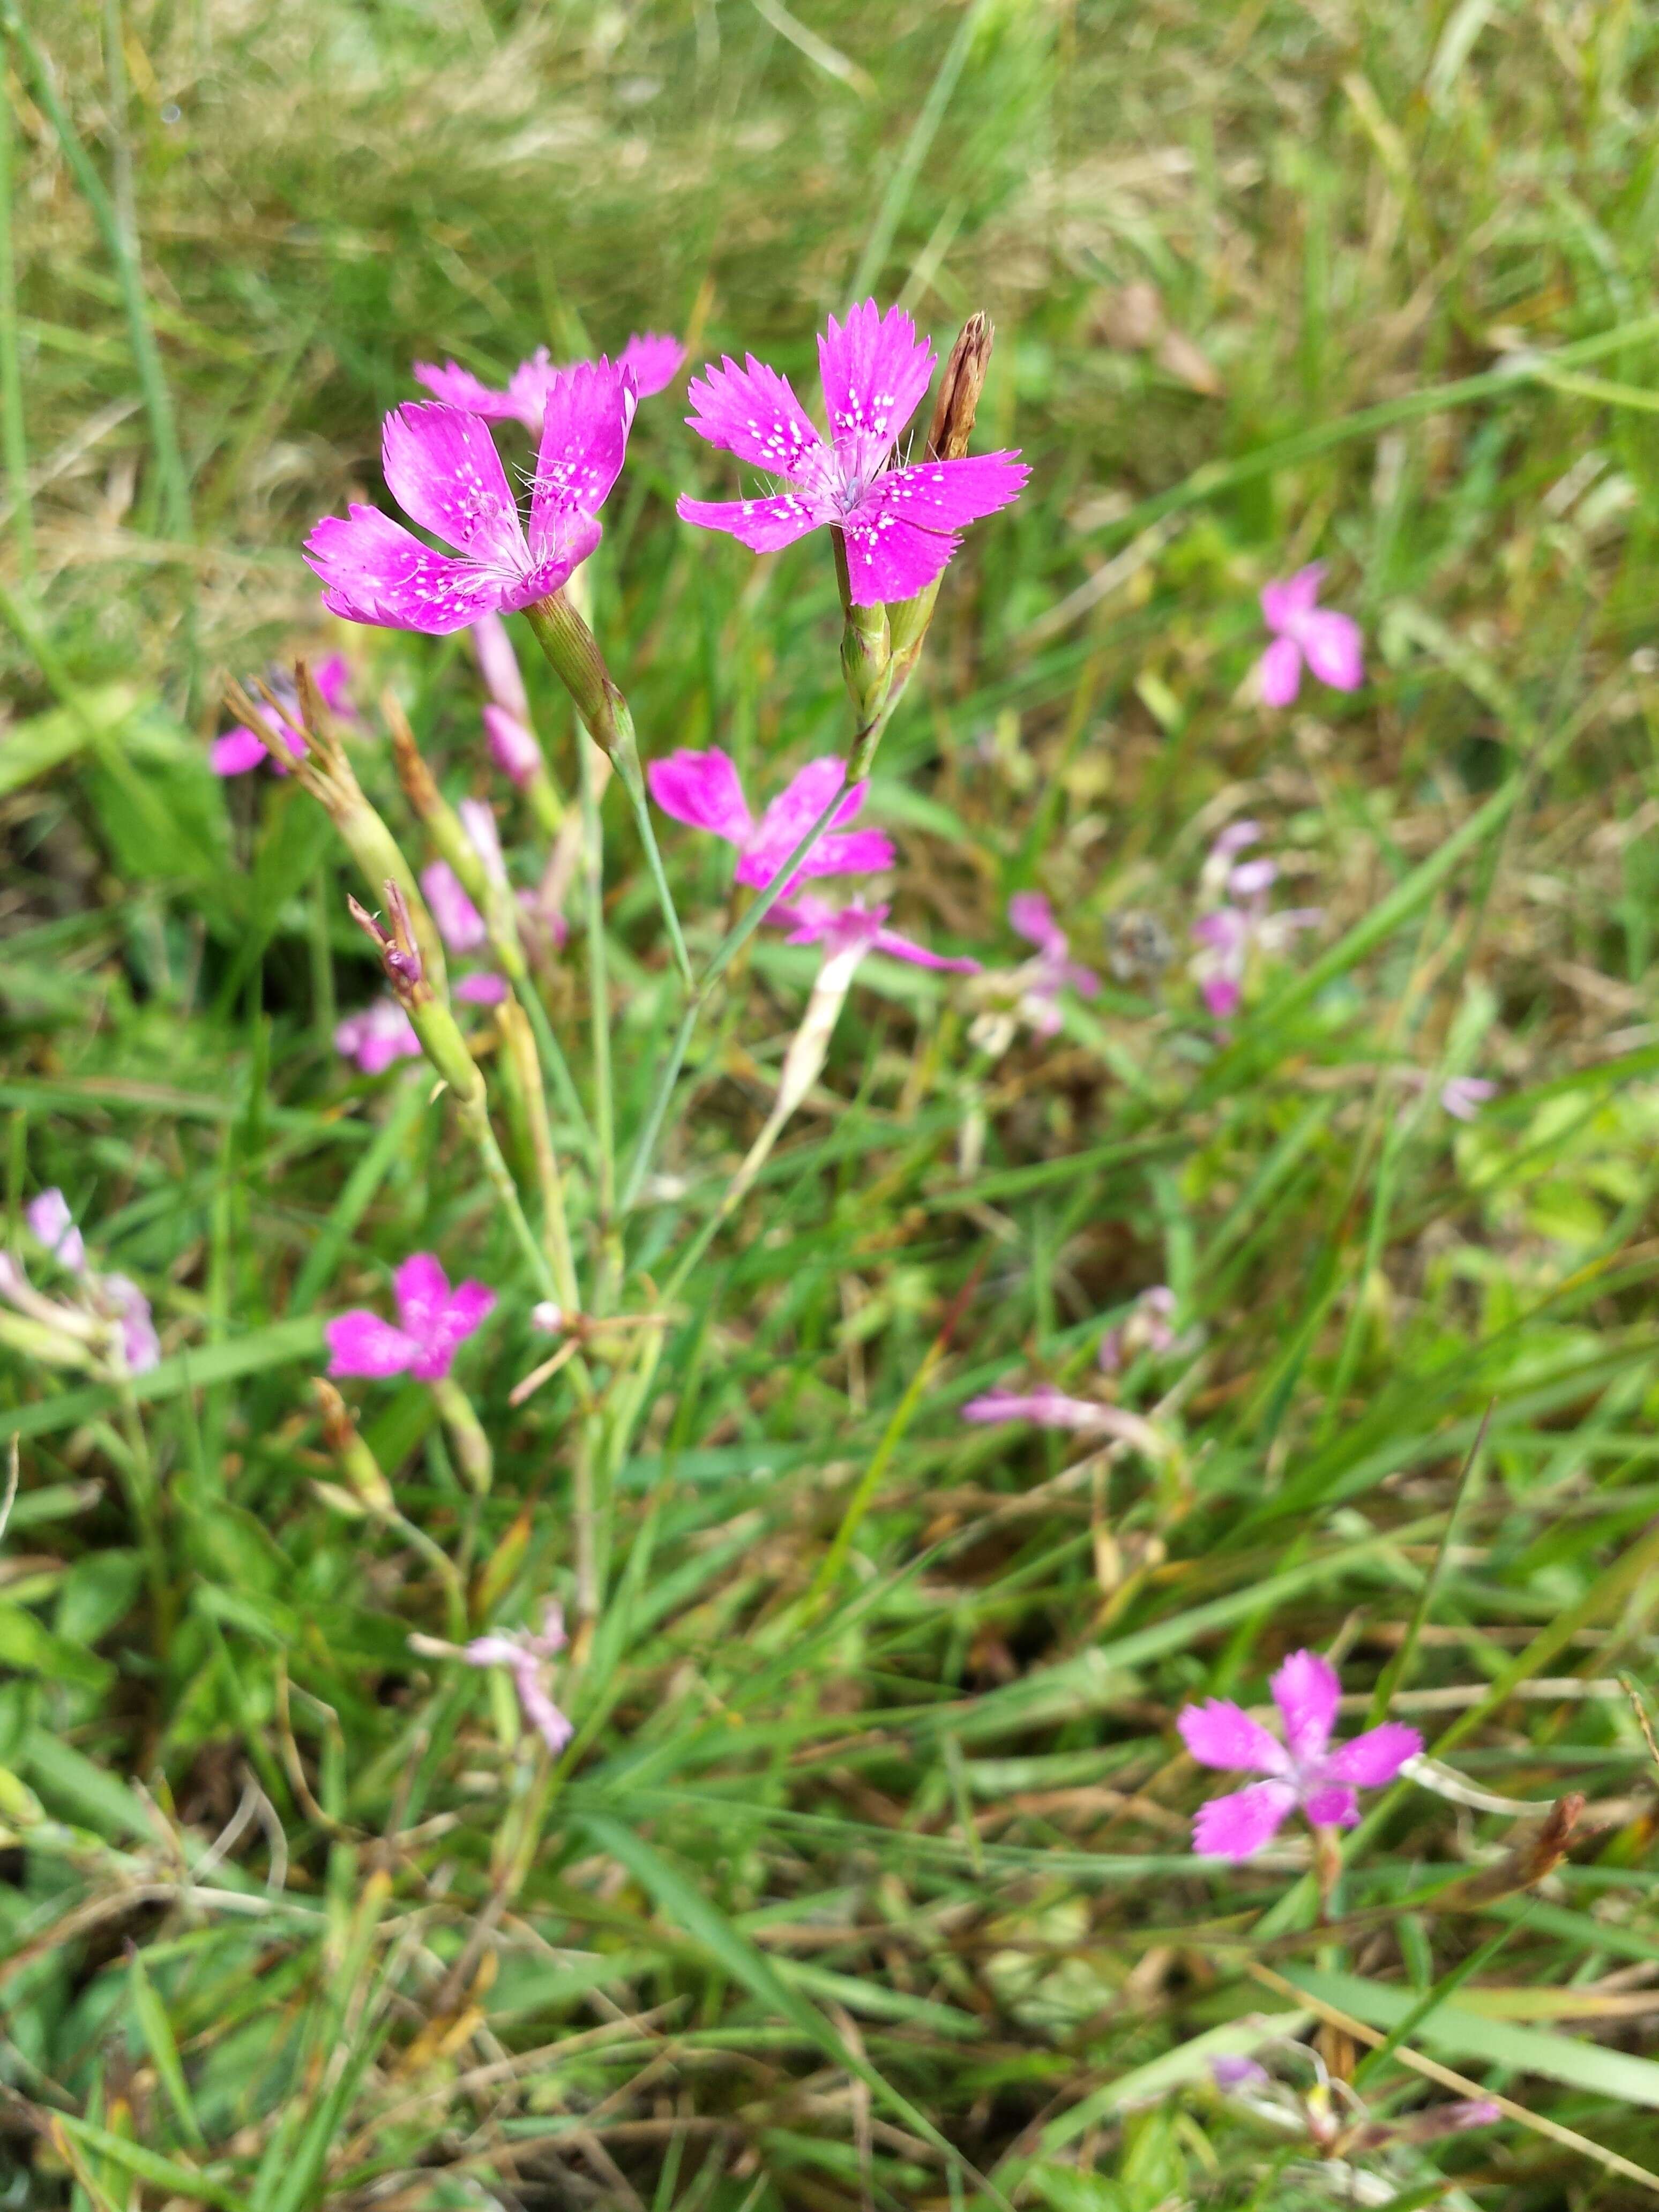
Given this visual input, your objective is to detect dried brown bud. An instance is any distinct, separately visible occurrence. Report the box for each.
[924,312,994,463]
[312,1376,355,1454]
[382,687,445,825]
[311,1377,394,1515]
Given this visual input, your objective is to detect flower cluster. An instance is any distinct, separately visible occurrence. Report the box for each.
[464,1599,573,1755]
[0,1190,159,1375]
[1190,821,1320,1021]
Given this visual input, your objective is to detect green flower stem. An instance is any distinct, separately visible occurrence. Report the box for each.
[431,1376,492,1497]
[0,27,33,585]
[578,728,620,1306]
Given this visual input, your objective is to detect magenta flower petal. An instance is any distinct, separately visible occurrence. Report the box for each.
[211,726,272,776]
[1177,1698,1289,1776]
[675,490,825,554]
[382,403,527,570]
[454,970,509,1004]
[484,704,541,788]
[28,1190,87,1274]
[874,450,1029,530]
[471,614,530,721]
[312,655,353,715]
[839,483,960,607]
[336,999,421,1074]
[421,862,487,954]
[684,354,828,481]
[817,299,935,480]
[1192,1780,1297,1860]
[1260,564,1325,629]
[531,360,631,535]
[738,758,877,890]
[870,923,980,972]
[647,748,754,846]
[1257,635,1303,707]
[1302,1784,1361,1829]
[1009,892,1065,958]
[616,330,684,397]
[1201,974,1241,1019]
[412,358,515,417]
[1271,1649,1342,1762]
[327,1309,422,1378]
[1299,608,1364,691]
[305,505,507,635]
[1322,1720,1422,1787]
[394,1252,454,1337]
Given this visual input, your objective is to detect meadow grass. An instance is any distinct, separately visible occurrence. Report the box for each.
[4,1,1659,2206]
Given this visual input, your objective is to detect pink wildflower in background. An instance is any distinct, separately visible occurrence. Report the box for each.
[678,300,1026,605]
[1441,1075,1496,1121]
[1097,1284,1177,1372]
[416,332,682,434]
[1190,823,1320,1021]
[1178,1648,1421,1860]
[13,1189,159,1373]
[305,363,634,634]
[1007,892,1100,1034]
[326,1253,495,1383]
[772,894,978,973]
[212,654,354,776]
[1257,564,1363,707]
[464,1600,573,1754]
[421,862,487,953]
[334,998,422,1075]
[470,614,543,788]
[420,800,513,1001]
[647,748,893,892]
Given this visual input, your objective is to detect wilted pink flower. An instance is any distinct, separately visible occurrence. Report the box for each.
[1190,824,1320,1020]
[465,1600,573,1754]
[647,748,893,893]
[1178,1649,1421,1861]
[334,998,422,1075]
[1257,564,1363,707]
[14,1188,159,1373]
[772,894,978,973]
[212,655,354,776]
[1007,892,1100,1034]
[416,333,683,435]
[1210,2056,1271,2091]
[678,300,1027,606]
[1441,1075,1496,1122]
[1098,1284,1177,1373]
[326,1253,496,1383]
[305,365,633,635]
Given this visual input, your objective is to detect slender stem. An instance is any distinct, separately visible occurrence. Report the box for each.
[117,1389,171,1659]
[513,969,594,1161]
[579,732,618,1302]
[619,778,851,1214]
[455,1089,559,1305]
[611,724,694,991]
[391,1508,467,1640]
[431,1375,492,1497]
[0,27,33,584]
[499,997,580,1312]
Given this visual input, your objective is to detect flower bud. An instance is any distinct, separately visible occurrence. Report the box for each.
[312,1377,394,1515]
[522,591,628,758]
[922,311,993,462]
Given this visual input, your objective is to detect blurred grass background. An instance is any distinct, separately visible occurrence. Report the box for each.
[8,1,1659,2207]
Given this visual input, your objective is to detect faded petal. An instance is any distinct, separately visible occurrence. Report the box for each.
[464,1633,525,1669]
[412,358,518,418]
[530,1598,567,1657]
[961,1384,1111,1433]
[617,330,683,397]
[1299,608,1364,691]
[675,490,825,554]
[471,612,530,721]
[326,1309,421,1378]
[1321,1720,1422,1788]
[1192,1780,1296,1860]
[818,299,935,478]
[1009,892,1066,960]
[459,797,507,884]
[1178,1698,1289,1776]
[739,758,881,891]
[382,402,527,569]
[1257,634,1303,707]
[103,1274,160,1375]
[647,747,753,847]
[1302,1784,1361,1828]
[484,703,541,788]
[211,726,271,775]
[1271,1649,1342,1763]
[27,1190,86,1274]
[684,353,827,483]
[531,360,632,536]
[304,506,506,635]
[1260,563,1326,631]
[421,862,487,953]
[515,1664,574,1755]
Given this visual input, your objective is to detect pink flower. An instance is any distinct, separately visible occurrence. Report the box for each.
[1178,1649,1421,1860]
[326,1252,496,1383]
[17,1188,159,1373]
[212,654,354,777]
[454,970,509,1005]
[1441,1076,1496,1122]
[484,703,541,788]
[1008,892,1100,1034]
[1257,564,1363,707]
[304,365,633,636]
[469,614,543,788]
[678,300,1027,606]
[334,998,422,1075]
[415,332,683,435]
[1098,1285,1177,1373]
[1190,825,1320,1020]
[772,894,978,973]
[464,1600,573,1754]
[421,862,486,953]
[647,747,894,894]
